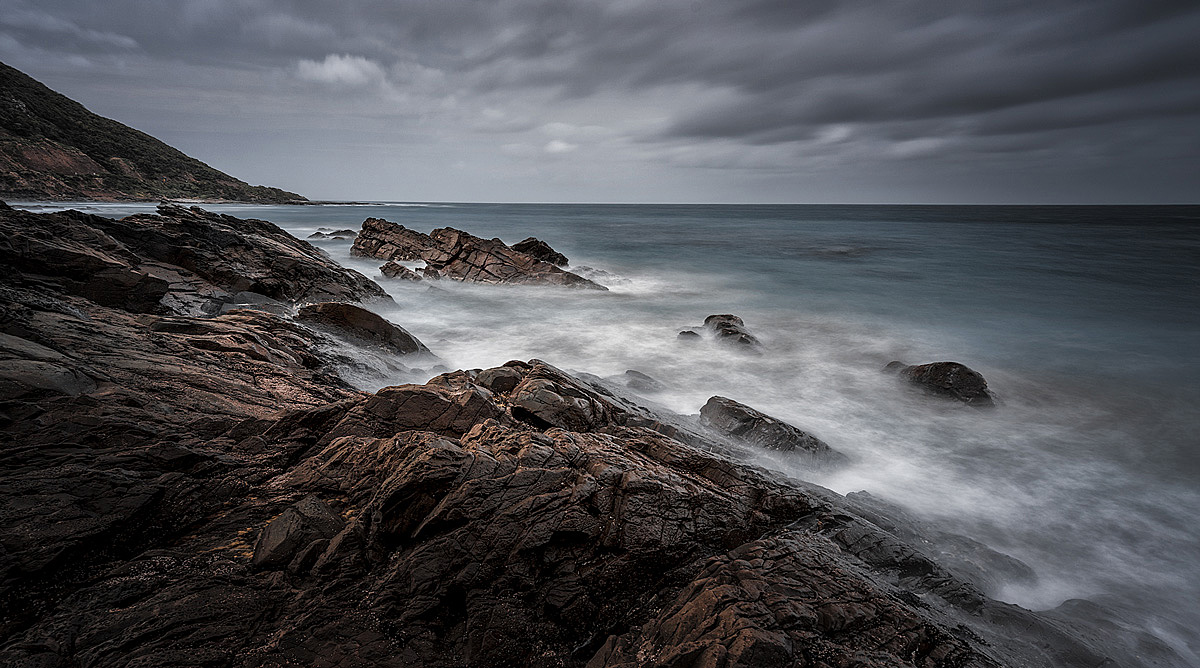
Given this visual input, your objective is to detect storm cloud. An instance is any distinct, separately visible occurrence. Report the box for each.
[2,0,1197,202]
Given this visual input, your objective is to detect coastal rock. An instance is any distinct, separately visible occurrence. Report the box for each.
[308,229,357,240]
[623,369,665,392]
[351,217,605,289]
[677,329,701,341]
[886,360,997,407]
[700,395,845,464]
[379,261,422,281]
[251,495,345,569]
[297,302,429,355]
[511,236,569,266]
[351,217,433,261]
[423,227,604,289]
[704,313,762,349]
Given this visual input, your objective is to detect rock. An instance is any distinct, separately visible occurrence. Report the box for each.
[350,217,435,261]
[677,329,701,341]
[307,231,355,240]
[422,227,605,289]
[700,396,845,464]
[296,302,430,356]
[379,261,423,281]
[623,369,665,393]
[351,217,605,289]
[885,360,997,407]
[251,495,344,569]
[510,236,569,266]
[703,313,762,349]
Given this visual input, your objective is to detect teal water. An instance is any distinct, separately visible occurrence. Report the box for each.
[19,200,1200,661]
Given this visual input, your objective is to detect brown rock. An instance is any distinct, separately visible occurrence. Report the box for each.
[350,217,434,261]
[510,236,569,266]
[700,395,845,464]
[422,227,604,289]
[297,302,429,356]
[379,261,423,281]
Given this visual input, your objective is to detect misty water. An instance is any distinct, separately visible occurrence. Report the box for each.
[24,201,1200,662]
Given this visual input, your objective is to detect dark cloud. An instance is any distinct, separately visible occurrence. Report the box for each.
[1,0,1196,202]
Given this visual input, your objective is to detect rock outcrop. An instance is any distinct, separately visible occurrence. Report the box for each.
[511,236,569,266]
[352,217,605,289]
[885,361,997,407]
[700,395,846,465]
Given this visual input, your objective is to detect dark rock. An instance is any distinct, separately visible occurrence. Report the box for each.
[379,261,423,281]
[623,369,665,393]
[307,231,354,240]
[297,302,430,356]
[251,495,344,569]
[886,360,997,407]
[423,227,604,289]
[677,329,701,340]
[703,313,762,349]
[352,217,605,289]
[511,236,569,266]
[350,217,435,261]
[700,395,846,464]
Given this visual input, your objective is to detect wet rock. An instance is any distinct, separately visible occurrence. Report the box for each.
[423,227,604,289]
[623,369,665,393]
[379,261,423,281]
[510,236,569,266]
[297,302,430,356]
[703,313,762,349]
[308,229,356,240]
[700,396,845,464]
[677,329,701,341]
[351,217,433,261]
[351,217,604,289]
[886,360,997,407]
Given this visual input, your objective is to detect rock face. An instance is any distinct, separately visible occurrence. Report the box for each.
[511,236,569,266]
[296,302,429,355]
[700,395,846,464]
[0,202,1181,668]
[885,361,997,407]
[352,217,604,289]
[379,261,423,281]
[0,62,303,202]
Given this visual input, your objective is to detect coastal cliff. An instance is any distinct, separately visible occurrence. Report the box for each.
[0,203,1187,667]
[0,62,304,203]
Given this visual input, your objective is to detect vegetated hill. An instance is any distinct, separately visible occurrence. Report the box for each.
[0,61,305,203]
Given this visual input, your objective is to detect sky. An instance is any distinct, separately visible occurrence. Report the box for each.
[2,0,1199,203]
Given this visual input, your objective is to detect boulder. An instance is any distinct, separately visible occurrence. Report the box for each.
[296,302,429,355]
[510,236,569,266]
[885,360,997,407]
[703,314,762,349]
[623,369,665,393]
[700,395,845,463]
[379,261,423,281]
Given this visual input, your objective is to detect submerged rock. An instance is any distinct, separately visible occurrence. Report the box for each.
[700,395,846,463]
[704,313,762,349]
[623,369,665,393]
[510,236,569,266]
[886,360,997,407]
[297,302,430,356]
[308,229,357,240]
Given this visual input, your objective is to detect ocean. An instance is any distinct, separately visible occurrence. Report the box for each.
[19,201,1200,662]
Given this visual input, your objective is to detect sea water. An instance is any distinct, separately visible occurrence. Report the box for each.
[20,201,1200,661]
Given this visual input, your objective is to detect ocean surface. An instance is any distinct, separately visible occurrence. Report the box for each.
[19,201,1200,662]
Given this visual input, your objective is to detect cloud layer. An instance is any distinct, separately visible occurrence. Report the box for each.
[2,0,1197,202]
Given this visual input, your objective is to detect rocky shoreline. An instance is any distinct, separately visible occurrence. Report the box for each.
[0,203,1187,667]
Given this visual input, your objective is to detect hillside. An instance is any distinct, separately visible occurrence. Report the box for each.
[0,62,304,203]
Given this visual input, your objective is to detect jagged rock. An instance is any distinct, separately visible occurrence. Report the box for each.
[511,236,569,266]
[423,227,604,289]
[700,395,846,464]
[703,313,762,349]
[379,261,422,281]
[885,360,997,407]
[351,217,435,261]
[352,217,605,289]
[251,495,344,569]
[297,302,429,356]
